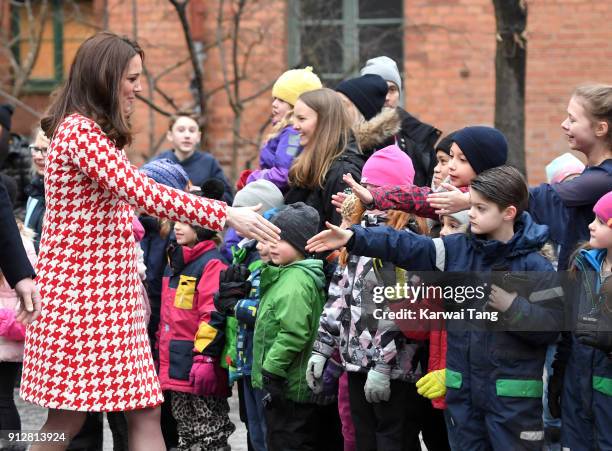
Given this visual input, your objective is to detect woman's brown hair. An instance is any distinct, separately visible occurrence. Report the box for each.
[289,88,355,189]
[41,31,144,149]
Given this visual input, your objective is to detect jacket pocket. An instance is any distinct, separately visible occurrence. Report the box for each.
[446,369,462,389]
[495,379,543,398]
[593,376,612,396]
[169,339,193,381]
[174,275,197,309]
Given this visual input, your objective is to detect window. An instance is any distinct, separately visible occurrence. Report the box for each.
[288,0,403,87]
[11,0,98,93]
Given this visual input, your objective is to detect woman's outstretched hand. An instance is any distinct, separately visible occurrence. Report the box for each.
[426,183,471,215]
[306,221,354,253]
[226,204,280,244]
[342,173,374,206]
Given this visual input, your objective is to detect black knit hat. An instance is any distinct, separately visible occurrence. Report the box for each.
[271,202,320,256]
[452,126,508,174]
[435,131,457,156]
[194,178,225,241]
[0,104,14,131]
[336,74,388,121]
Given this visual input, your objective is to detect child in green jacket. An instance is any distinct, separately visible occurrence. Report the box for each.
[252,202,327,451]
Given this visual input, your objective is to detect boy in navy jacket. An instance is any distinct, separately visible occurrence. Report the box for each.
[307,166,564,450]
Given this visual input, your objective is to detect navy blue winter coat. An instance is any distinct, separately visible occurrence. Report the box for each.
[139,214,172,355]
[529,159,612,270]
[347,212,564,396]
[557,248,612,449]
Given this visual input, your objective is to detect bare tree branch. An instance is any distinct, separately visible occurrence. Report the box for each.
[9,0,50,97]
[136,93,172,117]
[0,86,43,119]
[168,0,206,115]
[241,79,275,104]
[216,0,237,112]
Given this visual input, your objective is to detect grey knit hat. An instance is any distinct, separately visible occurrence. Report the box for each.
[360,56,402,93]
[233,179,285,214]
[271,202,320,256]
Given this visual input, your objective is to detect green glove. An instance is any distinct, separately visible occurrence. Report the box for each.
[305,353,327,393]
[416,369,446,400]
[364,369,391,403]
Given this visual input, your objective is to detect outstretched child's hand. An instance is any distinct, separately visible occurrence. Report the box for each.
[331,192,347,214]
[427,183,470,215]
[306,222,354,253]
[342,173,374,206]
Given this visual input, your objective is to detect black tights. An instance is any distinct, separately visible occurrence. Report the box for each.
[0,362,21,432]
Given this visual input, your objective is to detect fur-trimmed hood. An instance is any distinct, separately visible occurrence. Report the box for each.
[353,108,401,155]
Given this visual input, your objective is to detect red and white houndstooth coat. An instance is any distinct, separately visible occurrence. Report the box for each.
[20,114,227,411]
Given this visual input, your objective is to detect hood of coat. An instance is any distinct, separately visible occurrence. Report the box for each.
[468,212,550,262]
[167,240,217,274]
[577,247,606,273]
[260,258,325,293]
[353,108,401,155]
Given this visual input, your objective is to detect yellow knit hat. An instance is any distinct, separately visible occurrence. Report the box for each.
[271,66,322,106]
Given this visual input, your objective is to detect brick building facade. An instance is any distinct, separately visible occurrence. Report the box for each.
[4,0,612,184]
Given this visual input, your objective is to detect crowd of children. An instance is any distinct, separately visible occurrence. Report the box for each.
[4,55,612,451]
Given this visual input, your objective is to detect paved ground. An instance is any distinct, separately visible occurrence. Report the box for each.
[15,388,248,450]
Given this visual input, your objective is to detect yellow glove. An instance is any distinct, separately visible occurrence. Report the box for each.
[416,369,446,400]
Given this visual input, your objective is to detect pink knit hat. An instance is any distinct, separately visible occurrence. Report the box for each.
[594,191,612,227]
[361,145,415,187]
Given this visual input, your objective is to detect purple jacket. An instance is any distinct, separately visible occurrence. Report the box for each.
[247,126,302,192]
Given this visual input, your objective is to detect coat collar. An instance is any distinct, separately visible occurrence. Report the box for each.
[168,240,217,274]
[468,212,549,262]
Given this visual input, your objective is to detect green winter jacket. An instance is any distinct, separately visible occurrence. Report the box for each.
[251,259,326,403]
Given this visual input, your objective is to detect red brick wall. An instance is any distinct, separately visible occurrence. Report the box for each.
[6,0,612,185]
[106,0,287,176]
[404,0,612,184]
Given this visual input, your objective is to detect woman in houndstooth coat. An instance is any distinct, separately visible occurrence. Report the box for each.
[18,32,278,451]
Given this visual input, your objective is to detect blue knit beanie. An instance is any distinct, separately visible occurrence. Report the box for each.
[452,126,508,174]
[140,158,190,190]
[336,74,388,121]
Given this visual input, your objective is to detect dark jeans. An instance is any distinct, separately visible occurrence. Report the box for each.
[242,376,267,451]
[0,362,21,431]
[264,398,318,451]
[419,400,450,451]
[161,390,179,449]
[347,372,422,451]
[106,412,128,451]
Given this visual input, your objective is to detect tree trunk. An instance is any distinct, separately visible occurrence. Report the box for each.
[492,0,527,175]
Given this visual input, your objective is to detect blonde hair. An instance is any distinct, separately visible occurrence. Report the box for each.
[573,84,612,147]
[289,88,355,189]
[266,110,294,142]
